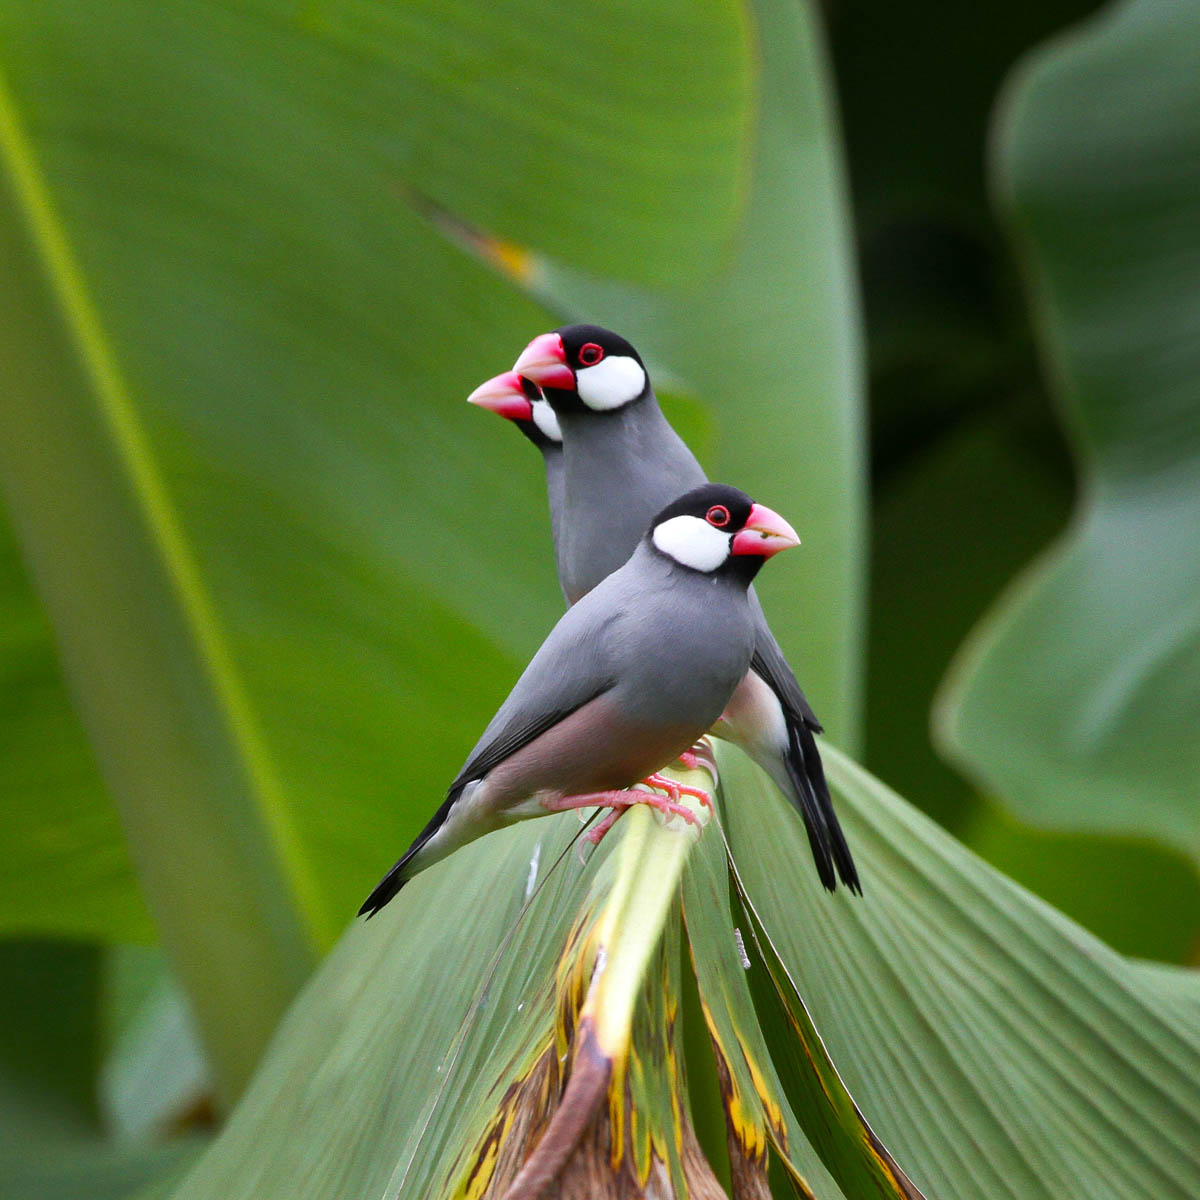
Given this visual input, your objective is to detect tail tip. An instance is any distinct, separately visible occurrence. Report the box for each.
[357,872,407,918]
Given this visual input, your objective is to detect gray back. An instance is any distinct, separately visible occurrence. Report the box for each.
[460,540,756,783]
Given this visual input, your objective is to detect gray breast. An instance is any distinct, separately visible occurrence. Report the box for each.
[601,549,756,732]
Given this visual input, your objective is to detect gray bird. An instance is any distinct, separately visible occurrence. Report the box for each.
[359,484,799,915]
[473,324,860,893]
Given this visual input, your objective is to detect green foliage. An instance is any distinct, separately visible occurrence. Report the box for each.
[0,0,768,1102]
[167,817,600,1199]
[164,747,1200,1200]
[0,500,150,943]
[849,0,1200,957]
[939,0,1200,873]
[0,941,203,1200]
[0,0,1197,1196]
[724,745,1200,1200]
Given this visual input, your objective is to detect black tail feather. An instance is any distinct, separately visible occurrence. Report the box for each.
[783,718,861,895]
[357,790,459,917]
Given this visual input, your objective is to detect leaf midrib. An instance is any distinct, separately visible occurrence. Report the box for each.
[0,70,330,949]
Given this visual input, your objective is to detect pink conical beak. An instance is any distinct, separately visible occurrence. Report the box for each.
[467,370,534,421]
[730,503,801,558]
[513,332,574,389]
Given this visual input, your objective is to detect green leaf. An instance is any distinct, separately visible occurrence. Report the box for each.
[169,768,727,1200]
[296,0,755,288]
[721,742,1200,1200]
[0,940,103,1140]
[99,947,211,1142]
[0,502,150,943]
[0,0,758,1093]
[732,892,922,1200]
[961,800,1200,964]
[863,408,1200,961]
[167,816,595,1200]
[2,1138,202,1200]
[936,0,1200,871]
[683,821,849,1199]
[170,742,1200,1200]
[0,938,202,1200]
[521,0,867,744]
[866,406,1071,836]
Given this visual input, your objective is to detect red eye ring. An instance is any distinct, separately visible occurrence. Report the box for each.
[578,342,605,367]
[706,505,731,528]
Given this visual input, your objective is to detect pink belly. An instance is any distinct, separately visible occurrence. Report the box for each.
[484,694,701,805]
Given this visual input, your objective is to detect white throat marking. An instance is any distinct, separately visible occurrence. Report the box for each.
[530,399,562,442]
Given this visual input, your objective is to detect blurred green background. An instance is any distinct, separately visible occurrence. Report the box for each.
[1,0,1197,1194]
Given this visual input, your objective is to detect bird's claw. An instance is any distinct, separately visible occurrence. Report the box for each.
[677,740,719,789]
[640,771,713,812]
[586,807,625,844]
[544,783,703,846]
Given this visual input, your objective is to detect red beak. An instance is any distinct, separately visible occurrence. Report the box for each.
[467,370,534,422]
[730,503,801,558]
[513,332,574,390]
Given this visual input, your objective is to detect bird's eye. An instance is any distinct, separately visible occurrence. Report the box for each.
[578,342,605,367]
[706,505,731,528]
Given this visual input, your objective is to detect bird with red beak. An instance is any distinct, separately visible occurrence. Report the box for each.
[360,484,800,914]
[468,324,860,894]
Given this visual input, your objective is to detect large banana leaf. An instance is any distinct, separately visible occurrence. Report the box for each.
[167,814,597,1200]
[167,785,744,1200]
[936,0,1200,872]
[961,799,1200,964]
[0,0,772,1097]
[167,747,1199,1199]
[168,765,917,1200]
[865,414,1200,961]
[723,743,1200,1200]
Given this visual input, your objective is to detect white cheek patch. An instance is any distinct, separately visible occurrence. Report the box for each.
[652,515,731,572]
[530,399,562,443]
[576,355,646,411]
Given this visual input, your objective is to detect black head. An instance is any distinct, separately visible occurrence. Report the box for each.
[514,324,650,415]
[647,483,800,585]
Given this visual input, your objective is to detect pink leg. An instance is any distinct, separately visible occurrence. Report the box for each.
[585,807,625,845]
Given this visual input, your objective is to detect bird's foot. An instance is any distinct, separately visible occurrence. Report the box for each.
[628,785,704,829]
[543,788,702,842]
[640,771,714,812]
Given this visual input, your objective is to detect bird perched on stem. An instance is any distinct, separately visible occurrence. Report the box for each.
[360,484,799,916]
[469,325,860,894]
